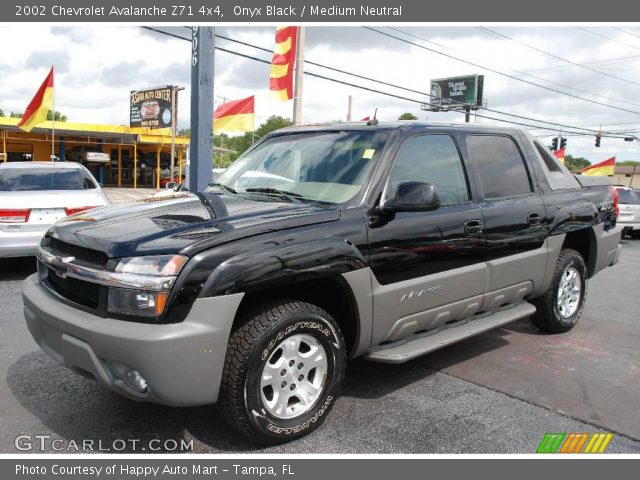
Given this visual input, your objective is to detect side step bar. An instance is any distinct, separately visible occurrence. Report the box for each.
[364,302,536,364]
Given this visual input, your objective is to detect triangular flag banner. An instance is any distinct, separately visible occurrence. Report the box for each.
[582,157,615,176]
[213,96,255,133]
[18,67,54,133]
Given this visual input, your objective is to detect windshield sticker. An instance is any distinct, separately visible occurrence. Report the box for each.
[362,149,376,159]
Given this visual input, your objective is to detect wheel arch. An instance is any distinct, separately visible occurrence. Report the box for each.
[234,275,362,357]
[561,227,597,277]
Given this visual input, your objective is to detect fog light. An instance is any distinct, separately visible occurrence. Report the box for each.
[105,361,149,394]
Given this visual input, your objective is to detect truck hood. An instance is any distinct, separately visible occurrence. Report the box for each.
[48,193,340,258]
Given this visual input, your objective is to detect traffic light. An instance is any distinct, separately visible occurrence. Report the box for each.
[595,133,601,148]
[551,137,559,151]
[560,138,567,149]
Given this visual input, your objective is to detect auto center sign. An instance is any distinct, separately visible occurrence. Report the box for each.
[130,86,175,128]
[429,74,484,109]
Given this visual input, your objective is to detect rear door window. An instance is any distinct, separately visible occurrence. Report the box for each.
[467,135,533,199]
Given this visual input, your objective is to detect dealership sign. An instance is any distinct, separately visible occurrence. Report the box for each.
[130,86,175,128]
[429,75,484,109]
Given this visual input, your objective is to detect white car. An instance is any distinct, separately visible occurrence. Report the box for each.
[0,162,110,257]
[615,186,640,239]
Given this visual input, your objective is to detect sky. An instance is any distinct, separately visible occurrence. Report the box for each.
[1,25,640,162]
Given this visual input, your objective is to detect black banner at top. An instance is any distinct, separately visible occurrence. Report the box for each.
[5,0,640,22]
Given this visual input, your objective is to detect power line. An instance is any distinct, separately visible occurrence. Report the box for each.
[212,31,616,135]
[577,27,640,51]
[474,28,640,108]
[386,27,452,51]
[522,53,640,75]
[613,27,640,41]
[138,27,628,139]
[364,26,640,117]
[478,27,640,88]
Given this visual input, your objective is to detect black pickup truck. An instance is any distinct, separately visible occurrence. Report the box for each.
[23,122,622,444]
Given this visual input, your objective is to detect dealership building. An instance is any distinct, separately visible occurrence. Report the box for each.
[0,116,192,188]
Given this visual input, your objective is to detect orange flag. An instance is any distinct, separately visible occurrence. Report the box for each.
[269,27,297,101]
[582,157,616,176]
[213,96,255,133]
[18,67,54,132]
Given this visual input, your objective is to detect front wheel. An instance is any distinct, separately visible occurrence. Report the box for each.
[218,300,346,444]
[530,248,588,333]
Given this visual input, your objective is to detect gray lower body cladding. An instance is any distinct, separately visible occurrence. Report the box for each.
[22,274,244,407]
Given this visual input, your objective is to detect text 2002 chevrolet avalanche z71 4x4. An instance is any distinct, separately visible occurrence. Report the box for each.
[23,123,622,444]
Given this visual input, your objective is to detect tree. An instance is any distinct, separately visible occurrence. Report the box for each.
[398,112,418,120]
[0,109,4,117]
[47,110,67,122]
[618,160,640,166]
[7,110,67,121]
[564,155,591,173]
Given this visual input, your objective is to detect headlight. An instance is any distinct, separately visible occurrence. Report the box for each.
[108,255,188,317]
[108,288,169,318]
[115,254,188,276]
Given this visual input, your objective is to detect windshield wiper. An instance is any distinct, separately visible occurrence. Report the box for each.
[208,182,237,194]
[244,187,305,202]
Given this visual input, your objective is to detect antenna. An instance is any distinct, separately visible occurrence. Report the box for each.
[367,108,379,126]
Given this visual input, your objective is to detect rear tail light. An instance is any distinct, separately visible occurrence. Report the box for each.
[0,209,31,223]
[609,186,620,218]
[64,206,98,216]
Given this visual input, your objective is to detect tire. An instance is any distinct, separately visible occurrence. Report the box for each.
[631,231,640,239]
[218,299,346,444]
[531,248,588,333]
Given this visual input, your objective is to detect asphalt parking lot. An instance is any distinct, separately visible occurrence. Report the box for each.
[1,240,639,454]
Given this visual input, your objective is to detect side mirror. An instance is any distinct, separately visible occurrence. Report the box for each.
[165,182,177,190]
[382,181,441,213]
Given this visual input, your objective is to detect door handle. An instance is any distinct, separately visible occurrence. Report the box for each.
[527,213,542,225]
[464,220,484,236]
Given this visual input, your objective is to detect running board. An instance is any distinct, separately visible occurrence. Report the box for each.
[364,302,536,364]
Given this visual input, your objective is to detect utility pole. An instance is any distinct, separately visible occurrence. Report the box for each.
[347,95,353,121]
[170,85,185,183]
[189,26,215,193]
[292,27,305,125]
[464,105,471,123]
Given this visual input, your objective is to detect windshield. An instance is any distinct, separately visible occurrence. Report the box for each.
[0,168,92,191]
[213,130,389,204]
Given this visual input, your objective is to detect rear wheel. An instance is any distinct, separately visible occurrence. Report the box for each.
[531,249,588,333]
[218,299,346,444]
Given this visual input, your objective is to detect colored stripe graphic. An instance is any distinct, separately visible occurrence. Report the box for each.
[537,433,565,453]
[537,432,613,453]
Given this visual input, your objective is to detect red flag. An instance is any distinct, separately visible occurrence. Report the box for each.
[269,27,297,101]
[360,116,370,121]
[553,147,565,164]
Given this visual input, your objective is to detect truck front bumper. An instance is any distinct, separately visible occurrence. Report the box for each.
[22,274,244,407]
